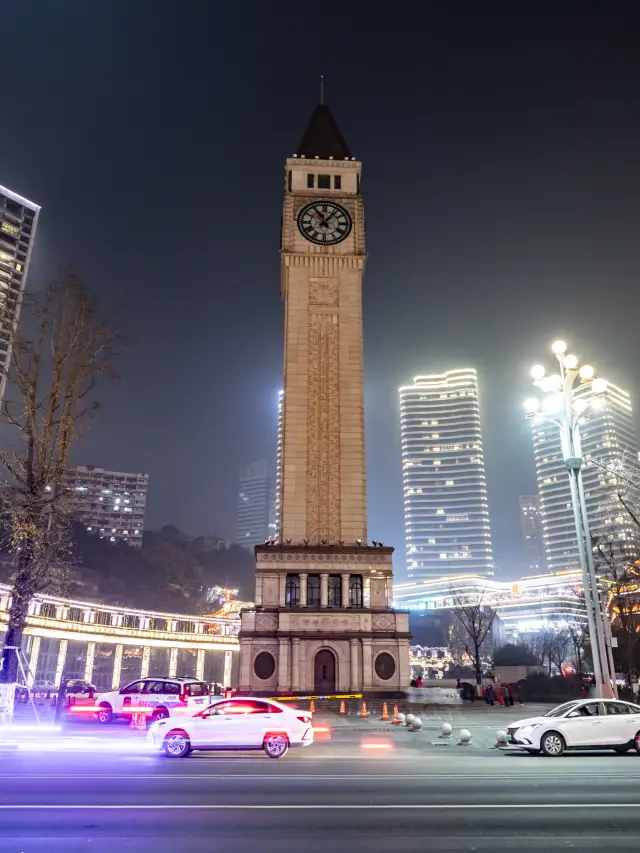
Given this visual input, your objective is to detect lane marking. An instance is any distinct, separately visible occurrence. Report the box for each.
[2,773,640,781]
[1,803,640,810]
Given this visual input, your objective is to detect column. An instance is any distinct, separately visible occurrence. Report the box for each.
[84,642,96,684]
[291,638,300,691]
[278,639,290,691]
[140,646,151,679]
[223,649,233,687]
[255,575,263,606]
[349,638,359,692]
[385,576,393,607]
[320,573,329,608]
[168,647,178,677]
[363,576,371,608]
[54,639,68,688]
[112,644,124,688]
[28,636,41,686]
[196,649,205,681]
[299,574,308,607]
[362,639,373,690]
[341,573,350,608]
[278,574,287,606]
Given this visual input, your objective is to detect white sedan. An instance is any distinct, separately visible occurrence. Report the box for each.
[507,698,640,756]
[147,697,314,758]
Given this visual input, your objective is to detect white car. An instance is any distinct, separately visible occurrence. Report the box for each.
[147,696,314,759]
[507,698,640,756]
[95,677,210,724]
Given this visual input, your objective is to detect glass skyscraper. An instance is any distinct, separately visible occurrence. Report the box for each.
[399,368,495,581]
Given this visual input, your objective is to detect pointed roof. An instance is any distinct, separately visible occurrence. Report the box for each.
[296,104,352,160]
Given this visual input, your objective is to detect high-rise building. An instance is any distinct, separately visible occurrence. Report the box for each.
[519,494,546,572]
[63,465,149,548]
[399,368,495,581]
[530,379,638,572]
[0,185,40,404]
[235,460,270,549]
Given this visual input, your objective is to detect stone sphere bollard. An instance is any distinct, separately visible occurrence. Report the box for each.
[410,716,423,731]
[458,728,472,746]
[396,712,406,724]
[495,730,508,747]
[405,713,415,727]
[440,722,453,738]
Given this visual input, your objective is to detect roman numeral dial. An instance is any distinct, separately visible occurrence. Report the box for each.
[297,201,352,246]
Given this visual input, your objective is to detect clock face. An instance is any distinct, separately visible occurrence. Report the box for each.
[297,201,352,245]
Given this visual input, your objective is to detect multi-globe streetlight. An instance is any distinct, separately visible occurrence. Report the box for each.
[524,339,615,699]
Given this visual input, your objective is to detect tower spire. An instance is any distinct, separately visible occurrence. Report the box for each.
[320,74,324,105]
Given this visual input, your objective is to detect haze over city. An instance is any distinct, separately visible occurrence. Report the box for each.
[1,2,640,579]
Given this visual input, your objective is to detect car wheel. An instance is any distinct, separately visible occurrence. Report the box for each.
[152,707,169,722]
[96,704,113,724]
[263,733,289,759]
[633,732,640,754]
[540,731,565,757]
[163,730,191,758]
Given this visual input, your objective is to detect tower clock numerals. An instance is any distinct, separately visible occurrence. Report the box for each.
[297,201,352,245]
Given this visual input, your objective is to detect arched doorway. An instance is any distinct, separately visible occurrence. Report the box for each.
[314,649,336,693]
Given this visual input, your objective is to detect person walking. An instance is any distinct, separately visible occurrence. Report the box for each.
[486,684,495,706]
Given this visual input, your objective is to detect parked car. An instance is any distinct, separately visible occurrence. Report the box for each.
[147,696,314,759]
[95,677,210,724]
[507,698,640,756]
[65,680,96,697]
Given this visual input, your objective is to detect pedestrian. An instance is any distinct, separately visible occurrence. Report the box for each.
[410,678,416,688]
[507,684,514,707]
[580,682,588,699]
[487,684,495,706]
[502,685,509,707]
[496,684,504,706]
[515,685,523,706]
[415,675,423,689]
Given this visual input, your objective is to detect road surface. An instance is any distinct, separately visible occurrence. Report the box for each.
[1,738,640,852]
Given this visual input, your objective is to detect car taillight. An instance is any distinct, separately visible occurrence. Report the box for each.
[297,715,311,723]
[179,692,187,703]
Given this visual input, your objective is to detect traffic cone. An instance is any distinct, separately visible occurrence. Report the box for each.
[391,704,400,724]
[359,700,368,718]
[310,699,315,714]
[339,700,347,715]
[381,702,389,721]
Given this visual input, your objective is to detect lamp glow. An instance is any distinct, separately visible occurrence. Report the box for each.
[530,364,546,380]
[524,397,540,413]
[563,354,578,369]
[552,340,567,354]
[542,395,560,414]
[579,365,594,380]
[592,377,607,394]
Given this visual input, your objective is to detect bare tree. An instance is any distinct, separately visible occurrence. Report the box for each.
[548,628,572,675]
[566,621,588,674]
[0,273,121,683]
[449,586,497,688]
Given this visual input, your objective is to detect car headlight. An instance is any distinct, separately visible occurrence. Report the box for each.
[516,725,540,739]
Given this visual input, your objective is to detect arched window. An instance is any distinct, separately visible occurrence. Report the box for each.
[328,575,342,606]
[307,574,321,607]
[285,574,300,607]
[349,574,363,608]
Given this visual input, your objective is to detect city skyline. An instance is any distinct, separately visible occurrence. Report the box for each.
[1,5,640,580]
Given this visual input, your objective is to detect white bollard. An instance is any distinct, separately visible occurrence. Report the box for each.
[410,716,422,731]
[396,712,406,724]
[458,728,472,746]
[405,713,415,727]
[439,722,453,739]
[495,729,508,747]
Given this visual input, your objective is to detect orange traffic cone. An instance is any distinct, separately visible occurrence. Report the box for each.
[381,702,389,721]
[310,699,316,714]
[339,700,347,715]
[359,700,368,718]
[391,704,400,724]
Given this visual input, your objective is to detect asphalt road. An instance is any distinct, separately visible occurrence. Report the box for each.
[2,741,640,852]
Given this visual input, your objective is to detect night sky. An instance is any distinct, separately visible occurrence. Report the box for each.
[2,2,640,578]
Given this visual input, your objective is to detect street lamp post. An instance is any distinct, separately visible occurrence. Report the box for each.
[525,340,615,699]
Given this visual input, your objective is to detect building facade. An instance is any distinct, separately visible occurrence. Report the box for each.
[519,494,546,572]
[399,369,495,582]
[63,466,148,548]
[235,460,270,549]
[238,104,410,695]
[529,380,638,572]
[0,185,40,404]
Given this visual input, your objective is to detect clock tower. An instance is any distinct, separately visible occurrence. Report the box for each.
[238,104,409,696]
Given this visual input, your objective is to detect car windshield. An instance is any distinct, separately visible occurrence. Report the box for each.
[544,701,580,718]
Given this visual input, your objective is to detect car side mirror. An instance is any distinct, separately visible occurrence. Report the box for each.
[567,711,581,718]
